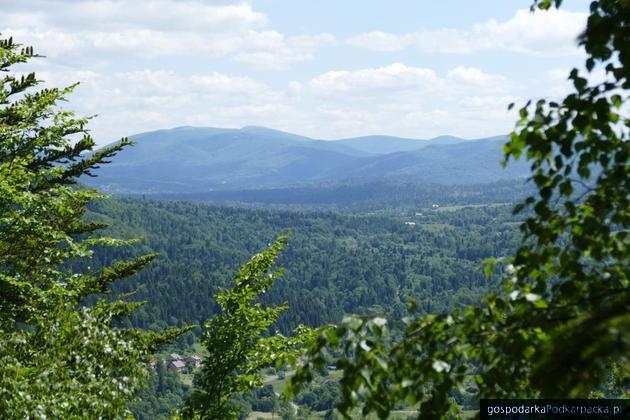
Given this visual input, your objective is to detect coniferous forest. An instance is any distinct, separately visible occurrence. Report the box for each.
[89,196,522,332]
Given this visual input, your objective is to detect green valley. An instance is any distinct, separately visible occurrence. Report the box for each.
[83,193,525,418]
[89,195,522,334]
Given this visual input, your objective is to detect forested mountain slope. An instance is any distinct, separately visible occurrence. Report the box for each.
[144,179,534,213]
[326,137,527,184]
[88,198,522,333]
[90,126,366,193]
[335,134,464,154]
[87,127,529,193]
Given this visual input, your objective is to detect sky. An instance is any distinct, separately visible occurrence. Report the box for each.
[3,0,593,145]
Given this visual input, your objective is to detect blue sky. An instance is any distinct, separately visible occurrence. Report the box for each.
[3,0,593,144]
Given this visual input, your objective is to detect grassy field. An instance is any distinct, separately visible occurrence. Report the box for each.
[432,203,511,212]
[179,373,194,387]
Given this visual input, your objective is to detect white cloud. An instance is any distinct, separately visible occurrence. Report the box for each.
[308,63,440,95]
[447,67,503,84]
[29,66,289,141]
[307,63,513,99]
[347,8,587,55]
[545,66,610,98]
[233,32,336,69]
[296,63,522,139]
[1,0,333,66]
[2,0,266,32]
[346,29,473,54]
[28,62,525,142]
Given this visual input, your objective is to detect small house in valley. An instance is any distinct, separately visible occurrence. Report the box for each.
[168,360,186,371]
[168,353,183,362]
[186,355,202,369]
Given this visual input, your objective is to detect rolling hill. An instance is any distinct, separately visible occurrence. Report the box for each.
[88,126,529,194]
[324,136,526,184]
[336,134,465,154]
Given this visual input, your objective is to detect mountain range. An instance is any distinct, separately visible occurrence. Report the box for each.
[88,126,529,194]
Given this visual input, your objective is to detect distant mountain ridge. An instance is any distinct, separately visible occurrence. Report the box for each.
[89,126,529,194]
[336,134,465,154]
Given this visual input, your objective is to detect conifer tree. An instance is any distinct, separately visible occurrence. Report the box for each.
[0,36,188,418]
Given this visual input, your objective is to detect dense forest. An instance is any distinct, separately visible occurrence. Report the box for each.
[87,196,523,334]
[137,179,534,214]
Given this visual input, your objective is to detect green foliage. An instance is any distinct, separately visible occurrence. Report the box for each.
[142,178,533,215]
[0,35,188,417]
[295,372,340,411]
[288,1,629,418]
[502,0,629,396]
[228,384,298,418]
[131,360,191,419]
[182,235,313,419]
[88,197,521,332]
